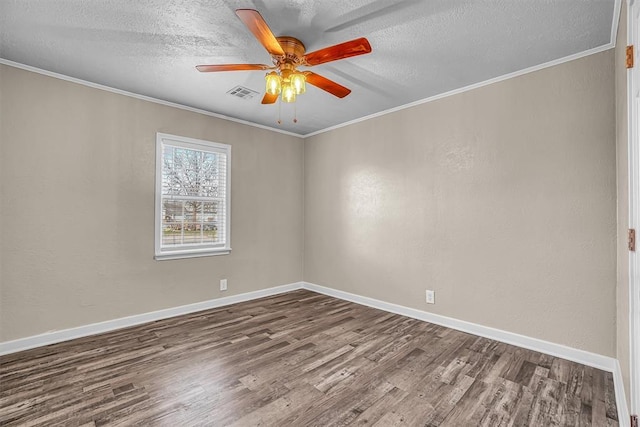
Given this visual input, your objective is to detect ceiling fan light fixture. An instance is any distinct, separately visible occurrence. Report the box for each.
[197,9,372,108]
[281,82,296,103]
[265,72,282,95]
[290,72,306,95]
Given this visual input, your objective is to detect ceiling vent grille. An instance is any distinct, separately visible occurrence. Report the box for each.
[227,86,260,100]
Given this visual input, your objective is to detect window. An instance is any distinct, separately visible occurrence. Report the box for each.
[155,133,231,260]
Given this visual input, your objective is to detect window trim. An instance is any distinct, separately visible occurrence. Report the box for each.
[154,133,231,261]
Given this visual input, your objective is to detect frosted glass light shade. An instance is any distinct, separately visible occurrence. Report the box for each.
[290,72,306,95]
[281,83,296,103]
[265,72,281,95]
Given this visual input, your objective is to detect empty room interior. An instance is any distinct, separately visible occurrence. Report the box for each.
[1,0,639,426]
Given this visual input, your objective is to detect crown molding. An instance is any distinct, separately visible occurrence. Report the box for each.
[0,59,305,139]
[303,42,615,138]
[1,13,619,140]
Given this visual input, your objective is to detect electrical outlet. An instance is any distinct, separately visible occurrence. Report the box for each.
[426,290,435,304]
[220,279,227,291]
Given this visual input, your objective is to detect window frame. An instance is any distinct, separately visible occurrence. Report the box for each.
[154,133,231,260]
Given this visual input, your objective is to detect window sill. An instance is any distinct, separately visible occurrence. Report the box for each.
[154,248,231,261]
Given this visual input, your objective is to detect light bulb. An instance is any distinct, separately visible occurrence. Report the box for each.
[290,72,306,95]
[265,72,281,95]
[281,82,296,103]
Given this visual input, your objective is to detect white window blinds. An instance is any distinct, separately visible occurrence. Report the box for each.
[155,133,231,260]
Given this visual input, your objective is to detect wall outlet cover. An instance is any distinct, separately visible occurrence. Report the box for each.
[220,279,228,291]
[426,290,435,304]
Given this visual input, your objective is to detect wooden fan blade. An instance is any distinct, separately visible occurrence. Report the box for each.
[303,37,371,66]
[305,72,351,98]
[262,92,278,104]
[235,9,285,56]
[196,64,271,72]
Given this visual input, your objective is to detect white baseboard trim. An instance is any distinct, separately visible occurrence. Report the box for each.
[302,282,615,369]
[613,359,632,427]
[0,281,304,356]
[0,280,630,425]
[302,282,630,426]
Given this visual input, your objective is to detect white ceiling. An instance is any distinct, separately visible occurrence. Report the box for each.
[0,0,618,136]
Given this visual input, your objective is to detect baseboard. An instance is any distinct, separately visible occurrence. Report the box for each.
[0,280,630,425]
[302,282,615,369]
[613,360,632,427]
[0,281,304,356]
[302,282,631,427]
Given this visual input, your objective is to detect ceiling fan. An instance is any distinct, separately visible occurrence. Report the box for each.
[196,9,372,104]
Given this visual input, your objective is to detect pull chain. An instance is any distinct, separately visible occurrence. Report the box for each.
[293,102,298,123]
[277,100,282,125]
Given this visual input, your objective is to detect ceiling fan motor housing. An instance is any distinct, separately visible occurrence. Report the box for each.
[274,37,306,67]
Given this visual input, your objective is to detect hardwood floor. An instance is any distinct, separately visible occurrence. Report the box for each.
[0,290,618,426]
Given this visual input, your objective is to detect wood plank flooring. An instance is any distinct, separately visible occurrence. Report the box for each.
[0,290,619,426]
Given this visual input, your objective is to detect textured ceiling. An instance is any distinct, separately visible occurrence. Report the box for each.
[0,0,617,136]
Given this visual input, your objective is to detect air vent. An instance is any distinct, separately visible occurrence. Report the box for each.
[227,86,260,100]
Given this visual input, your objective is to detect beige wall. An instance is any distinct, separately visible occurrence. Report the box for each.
[304,51,617,356]
[0,47,622,362]
[615,1,631,406]
[0,64,304,341]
